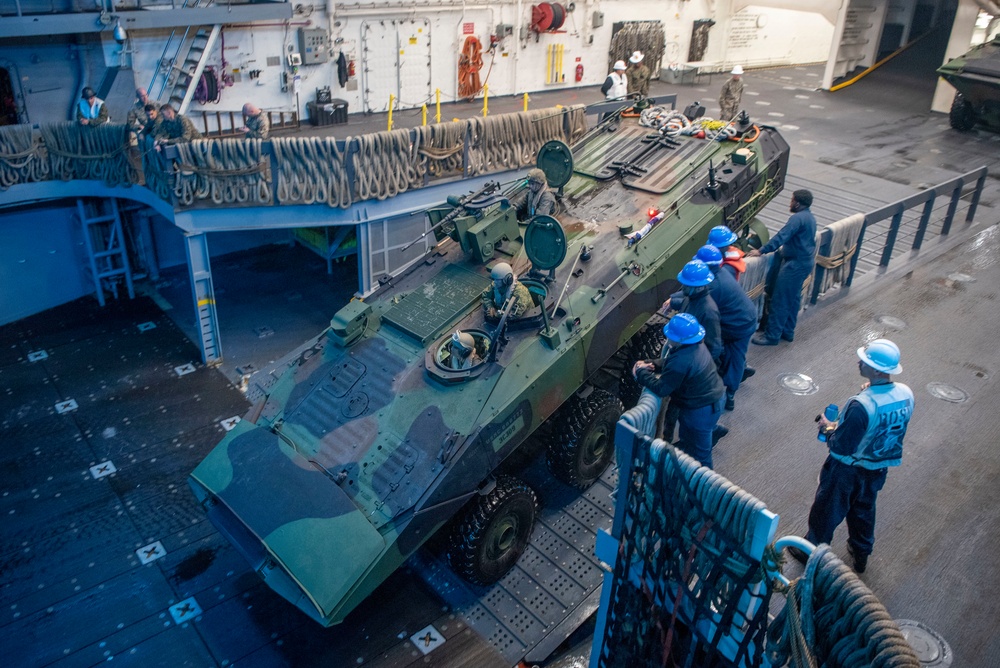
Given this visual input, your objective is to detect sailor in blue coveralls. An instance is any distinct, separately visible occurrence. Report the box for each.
[695,244,758,411]
[789,339,914,573]
[632,313,726,469]
[748,189,817,346]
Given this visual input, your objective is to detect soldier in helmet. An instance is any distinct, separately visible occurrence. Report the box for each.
[510,168,556,222]
[482,262,532,322]
[447,330,482,370]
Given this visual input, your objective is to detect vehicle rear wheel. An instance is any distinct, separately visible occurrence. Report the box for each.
[448,475,538,586]
[619,325,666,408]
[949,92,977,131]
[546,388,624,488]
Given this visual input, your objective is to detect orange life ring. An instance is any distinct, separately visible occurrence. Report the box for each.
[458,36,484,99]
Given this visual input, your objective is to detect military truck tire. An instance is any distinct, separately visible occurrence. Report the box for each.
[448,475,539,586]
[949,93,977,131]
[546,388,624,488]
[619,326,666,408]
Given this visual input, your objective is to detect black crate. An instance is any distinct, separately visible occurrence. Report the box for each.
[307,99,348,127]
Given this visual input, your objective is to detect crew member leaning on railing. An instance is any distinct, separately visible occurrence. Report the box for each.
[154,105,202,148]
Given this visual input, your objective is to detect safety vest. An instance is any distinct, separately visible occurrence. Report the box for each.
[78,98,104,119]
[606,73,628,100]
[723,248,746,279]
[831,382,914,470]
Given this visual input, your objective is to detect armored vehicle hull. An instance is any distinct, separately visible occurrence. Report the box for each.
[938,36,1000,131]
[190,109,790,626]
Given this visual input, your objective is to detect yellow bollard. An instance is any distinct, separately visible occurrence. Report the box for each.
[388,94,395,131]
[482,85,489,117]
[435,89,441,124]
[523,92,529,112]
[421,104,427,126]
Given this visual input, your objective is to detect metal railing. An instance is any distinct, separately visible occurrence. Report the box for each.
[195,110,300,138]
[810,165,989,303]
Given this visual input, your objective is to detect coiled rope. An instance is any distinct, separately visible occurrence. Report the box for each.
[739,254,773,320]
[413,120,465,178]
[172,138,271,207]
[353,128,420,201]
[457,36,484,99]
[272,136,352,208]
[0,124,49,189]
[766,545,921,667]
[815,213,865,296]
[40,122,132,186]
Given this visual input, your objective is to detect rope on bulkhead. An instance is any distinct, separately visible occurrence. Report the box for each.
[39,122,132,186]
[0,124,49,188]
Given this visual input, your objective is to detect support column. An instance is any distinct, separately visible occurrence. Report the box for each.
[931,0,981,113]
[184,233,222,365]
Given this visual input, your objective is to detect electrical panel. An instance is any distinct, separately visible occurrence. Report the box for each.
[495,23,514,39]
[592,11,604,29]
[298,28,330,65]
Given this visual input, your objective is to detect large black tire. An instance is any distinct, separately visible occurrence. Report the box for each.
[545,388,624,488]
[619,325,666,408]
[949,92,977,131]
[448,475,538,586]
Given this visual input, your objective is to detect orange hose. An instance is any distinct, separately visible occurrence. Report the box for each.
[458,36,484,99]
[730,124,760,142]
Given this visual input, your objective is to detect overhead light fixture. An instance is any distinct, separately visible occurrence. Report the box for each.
[113,18,128,44]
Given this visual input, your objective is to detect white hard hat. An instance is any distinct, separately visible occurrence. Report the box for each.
[731,65,744,75]
[613,60,626,71]
[629,51,644,64]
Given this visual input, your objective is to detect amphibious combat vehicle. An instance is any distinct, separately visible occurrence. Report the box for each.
[938,35,1000,132]
[189,106,790,626]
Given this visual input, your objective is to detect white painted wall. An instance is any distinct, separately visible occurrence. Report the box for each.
[111,0,837,123]
[931,0,982,113]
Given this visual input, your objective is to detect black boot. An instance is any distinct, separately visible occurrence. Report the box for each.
[742,367,756,381]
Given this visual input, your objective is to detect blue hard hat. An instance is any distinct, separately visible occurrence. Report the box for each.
[695,244,723,267]
[677,259,715,286]
[857,338,902,374]
[708,225,738,247]
[663,313,705,345]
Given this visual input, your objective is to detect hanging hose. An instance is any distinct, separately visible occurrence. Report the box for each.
[457,36,484,99]
[39,122,132,186]
[0,124,49,189]
[766,546,921,667]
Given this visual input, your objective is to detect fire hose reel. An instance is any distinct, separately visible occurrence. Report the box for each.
[530,2,568,33]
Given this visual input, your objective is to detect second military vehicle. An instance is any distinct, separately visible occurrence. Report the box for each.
[938,35,1000,132]
[189,105,789,626]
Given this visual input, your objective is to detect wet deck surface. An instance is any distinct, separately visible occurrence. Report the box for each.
[4,24,1000,668]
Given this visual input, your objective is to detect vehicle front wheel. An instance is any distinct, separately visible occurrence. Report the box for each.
[949,92,977,131]
[546,388,624,488]
[448,475,538,586]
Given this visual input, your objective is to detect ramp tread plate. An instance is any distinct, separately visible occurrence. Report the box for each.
[412,464,618,664]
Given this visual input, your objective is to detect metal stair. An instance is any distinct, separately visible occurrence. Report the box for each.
[76,198,136,307]
[147,9,221,114]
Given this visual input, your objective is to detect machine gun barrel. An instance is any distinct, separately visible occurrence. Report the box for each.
[400,182,500,252]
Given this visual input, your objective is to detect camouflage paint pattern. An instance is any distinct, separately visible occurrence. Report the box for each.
[190,115,790,625]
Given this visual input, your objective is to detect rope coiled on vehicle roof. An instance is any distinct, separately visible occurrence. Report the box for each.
[766,545,922,668]
[273,136,353,208]
[39,122,132,186]
[0,124,49,189]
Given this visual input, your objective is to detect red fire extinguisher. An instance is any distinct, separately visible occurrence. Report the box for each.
[575,63,584,82]
[348,60,356,77]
